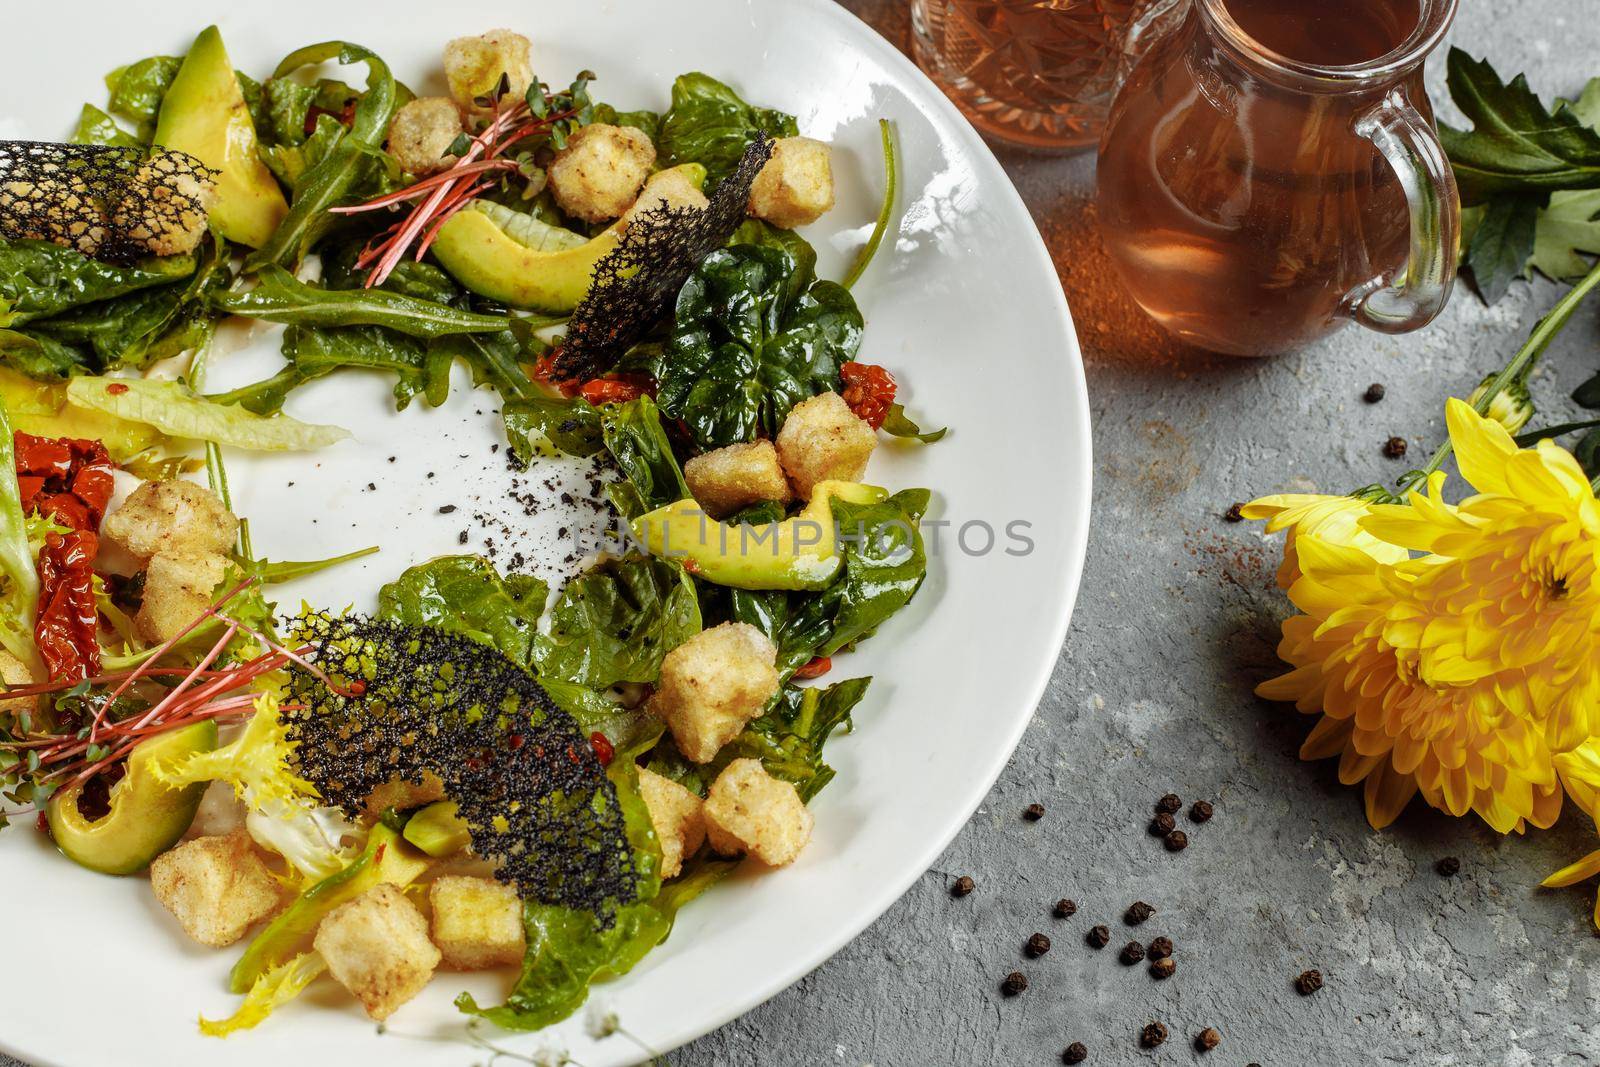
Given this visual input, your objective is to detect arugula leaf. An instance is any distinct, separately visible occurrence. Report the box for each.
[534,554,701,688]
[599,395,690,517]
[882,403,947,443]
[377,555,547,668]
[1441,49,1600,201]
[212,266,509,339]
[246,42,400,270]
[657,73,798,182]
[502,395,605,463]
[0,240,196,326]
[65,377,349,451]
[657,245,863,450]
[1465,193,1541,304]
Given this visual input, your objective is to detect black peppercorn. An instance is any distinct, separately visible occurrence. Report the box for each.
[1149,956,1176,980]
[1223,503,1244,523]
[951,875,975,898]
[1062,1042,1088,1065]
[1024,803,1046,821]
[1436,856,1461,877]
[1147,936,1173,960]
[1026,933,1052,958]
[1189,799,1214,823]
[1150,812,1176,836]
[1164,830,1189,851]
[1383,435,1408,458]
[1120,940,1146,965]
[1139,1022,1168,1049]
[1295,968,1324,996]
[1125,901,1155,925]
[1156,793,1181,814]
[1054,898,1077,919]
[1087,924,1110,949]
[1195,1028,1221,1052]
[1001,971,1028,996]
[1364,382,1386,403]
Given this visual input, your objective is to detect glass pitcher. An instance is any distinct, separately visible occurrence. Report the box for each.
[1096,0,1460,356]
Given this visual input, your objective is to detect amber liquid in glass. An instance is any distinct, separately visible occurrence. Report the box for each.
[1096,0,1427,355]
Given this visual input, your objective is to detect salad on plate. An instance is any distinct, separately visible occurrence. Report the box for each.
[0,24,939,1038]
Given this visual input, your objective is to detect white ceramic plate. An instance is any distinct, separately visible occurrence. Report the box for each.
[0,2,1091,1063]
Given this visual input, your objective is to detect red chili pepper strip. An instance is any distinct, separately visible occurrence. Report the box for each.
[839,362,898,431]
[589,731,615,767]
[794,656,833,680]
[35,530,101,683]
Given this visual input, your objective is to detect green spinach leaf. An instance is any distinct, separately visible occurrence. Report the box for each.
[377,554,548,668]
[0,240,196,327]
[657,73,797,183]
[502,395,605,463]
[599,395,690,517]
[534,554,701,688]
[656,245,863,449]
[104,55,182,138]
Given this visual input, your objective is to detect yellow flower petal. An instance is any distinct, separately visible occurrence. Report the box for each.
[1543,848,1600,888]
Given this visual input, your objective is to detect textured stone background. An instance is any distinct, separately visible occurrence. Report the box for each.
[8,3,1597,1066]
[676,1,1600,1064]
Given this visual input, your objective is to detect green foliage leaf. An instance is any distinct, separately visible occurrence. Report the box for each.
[881,403,947,443]
[656,245,863,450]
[1529,190,1600,282]
[377,555,547,668]
[599,395,690,517]
[534,554,701,688]
[1464,193,1539,303]
[0,240,196,326]
[0,399,40,668]
[657,73,798,183]
[104,55,182,139]
[66,376,349,450]
[502,395,604,463]
[70,104,139,148]
[212,266,509,339]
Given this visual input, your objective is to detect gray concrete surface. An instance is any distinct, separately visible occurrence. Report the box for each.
[8,3,1597,1066]
[676,1,1600,1064]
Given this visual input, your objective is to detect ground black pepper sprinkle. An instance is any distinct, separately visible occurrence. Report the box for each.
[1295,969,1324,996]
[1062,1042,1088,1064]
[1150,812,1176,836]
[1087,925,1110,949]
[1139,1023,1167,1049]
[1195,1028,1221,1052]
[1120,941,1146,964]
[951,875,975,898]
[1436,856,1461,877]
[1026,933,1052,958]
[1001,971,1028,997]
[458,530,470,545]
[1383,435,1408,458]
[1147,936,1173,960]
[1223,503,1244,523]
[1149,956,1176,980]
[1364,382,1386,403]
[1189,800,1214,823]
[1054,898,1078,919]
[1024,803,1046,821]
[1156,793,1181,814]
[1164,830,1189,851]
[1125,901,1155,925]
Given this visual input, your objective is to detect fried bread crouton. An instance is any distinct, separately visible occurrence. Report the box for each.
[683,441,791,519]
[703,758,813,867]
[648,623,779,764]
[149,831,283,947]
[747,136,835,229]
[548,123,656,224]
[774,391,876,499]
[444,30,534,116]
[638,767,706,879]
[428,875,524,970]
[313,883,441,1021]
[388,97,464,176]
[101,480,238,561]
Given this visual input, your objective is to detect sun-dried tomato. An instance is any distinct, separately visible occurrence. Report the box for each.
[578,373,655,406]
[14,432,115,533]
[839,362,898,430]
[35,529,100,683]
[793,655,832,679]
[532,350,582,398]
[304,98,360,138]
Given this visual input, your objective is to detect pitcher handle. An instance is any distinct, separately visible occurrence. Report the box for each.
[1346,86,1461,334]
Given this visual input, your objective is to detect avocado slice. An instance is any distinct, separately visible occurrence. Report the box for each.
[229,822,429,992]
[403,799,471,858]
[0,367,167,460]
[153,25,288,248]
[632,481,889,591]
[430,163,707,312]
[47,720,218,876]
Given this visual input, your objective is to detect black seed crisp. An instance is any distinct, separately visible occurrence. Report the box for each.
[1383,435,1408,458]
[1054,898,1077,919]
[1195,1028,1221,1052]
[1120,941,1146,965]
[1150,812,1176,836]
[1026,933,1052,958]
[1024,802,1047,821]
[1001,971,1028,996]
[1295,969,1324,996]
[1189,799,1214,823]
[1139,1022,1168,1049]
[1149,956,1176,980]
[1436,856,1461,877]
[1156,793,1181,814]
[1062,1042,1088,1064]
[1087,925,1111,949]
[1147,936,1173,960]
[951,875,975,898]
[1164,830,1189,852]
[1125,901,1155,925]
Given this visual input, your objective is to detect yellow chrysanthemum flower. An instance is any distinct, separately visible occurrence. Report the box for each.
[1249,400,1600,833]
[1544,740,1600,929]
